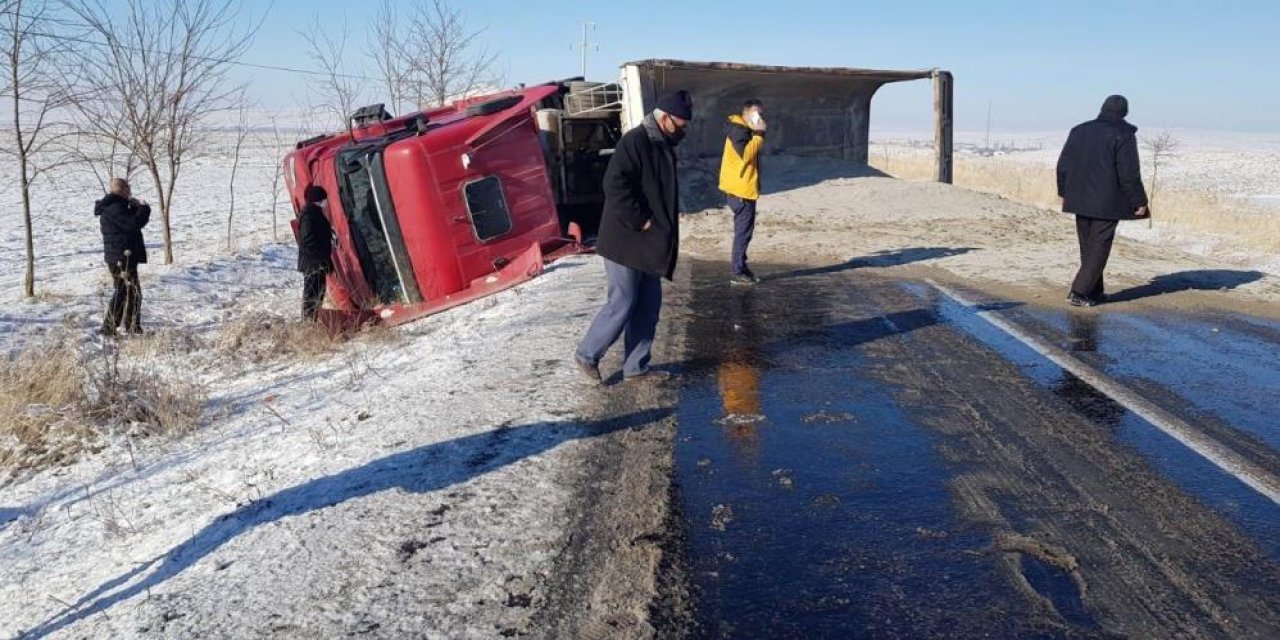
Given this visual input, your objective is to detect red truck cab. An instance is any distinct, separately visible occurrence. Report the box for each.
[284,82,613,327]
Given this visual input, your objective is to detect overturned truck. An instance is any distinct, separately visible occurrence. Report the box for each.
[284,60,950,327]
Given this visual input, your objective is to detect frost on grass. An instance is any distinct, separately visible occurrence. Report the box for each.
[213,311,343,364]
[0,330,205,480]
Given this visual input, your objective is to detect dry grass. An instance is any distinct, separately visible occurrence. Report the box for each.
[2,309,393,479]
[0,337,94,474]
[871,152,1280,254]
[1,330,206,479]
[212,312,344,364]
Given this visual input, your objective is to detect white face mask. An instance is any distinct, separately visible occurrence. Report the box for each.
[748,111,762,126]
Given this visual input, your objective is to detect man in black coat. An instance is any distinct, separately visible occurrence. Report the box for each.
[1056,94,1150,306]
[575,90,692,383]
[96,178,150,335]
[297,185,334,321]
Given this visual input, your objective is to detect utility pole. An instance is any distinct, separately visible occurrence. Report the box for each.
[985,99,992,150]
[576,21,597,78]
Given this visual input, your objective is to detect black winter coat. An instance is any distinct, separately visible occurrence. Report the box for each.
[595,116,680,280]
[1056,115,1149,220]
[95,193,150,265]
[297,203,334,274]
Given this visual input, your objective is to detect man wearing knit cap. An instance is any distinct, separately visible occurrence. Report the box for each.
[575,90,693,383]
[1056,94,1150,307]
[297,184,334,321]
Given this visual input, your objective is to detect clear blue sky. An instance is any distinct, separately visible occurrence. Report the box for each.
[241,0,1279,133]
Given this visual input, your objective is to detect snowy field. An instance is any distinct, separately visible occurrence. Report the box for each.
[869,128,1280,275]
[0,132,625,637]
[872,128,1280,203]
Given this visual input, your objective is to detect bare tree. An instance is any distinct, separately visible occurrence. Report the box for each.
[369,0,410,114]
[404,0,500,107]
[225,96,249,251]
[2,0,77,297]
[266,113,285,242]
[300,17,365,129]
[64,116,140,192]
[1142,128,1180,203]
[62,0,256,265]
[1141,128,1180,228]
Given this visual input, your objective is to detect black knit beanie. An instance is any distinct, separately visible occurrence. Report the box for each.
[656,90,694,120]
[304,185,328,204]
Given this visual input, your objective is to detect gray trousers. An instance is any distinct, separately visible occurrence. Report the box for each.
[577,258,663,377]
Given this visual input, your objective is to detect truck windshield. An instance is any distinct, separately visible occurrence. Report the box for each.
[336,146,421,305]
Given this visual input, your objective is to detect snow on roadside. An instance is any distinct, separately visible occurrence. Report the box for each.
[1,138,622,638]
[1,253,612,638]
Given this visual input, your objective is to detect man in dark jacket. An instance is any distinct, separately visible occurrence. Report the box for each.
[1056,95,1150,306]
[575,90,692,383]
[96,178,150,335]
[297,185,334,321]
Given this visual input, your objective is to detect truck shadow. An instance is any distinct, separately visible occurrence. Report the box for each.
[680,156,889,211]
[1107,270,1266,303]
[761,157,890,195]
[21,409,670,639]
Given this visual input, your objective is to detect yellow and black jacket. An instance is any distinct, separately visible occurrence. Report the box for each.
[718,114,765,201]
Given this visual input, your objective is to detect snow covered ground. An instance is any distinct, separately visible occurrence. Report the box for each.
[869,128,1280,276]
[0,134,637,638]
[872,128,1280,202]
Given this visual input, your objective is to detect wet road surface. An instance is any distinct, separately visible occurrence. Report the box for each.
[661,260,1280,639]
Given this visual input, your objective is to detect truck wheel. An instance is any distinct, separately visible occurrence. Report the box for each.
[466,96,522,117]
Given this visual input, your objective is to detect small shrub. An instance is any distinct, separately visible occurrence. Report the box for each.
[213,312,342,363]
[0,330,206,480]
[0,336,95,473]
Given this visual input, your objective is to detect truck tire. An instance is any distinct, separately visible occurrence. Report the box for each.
[466,95,522,117]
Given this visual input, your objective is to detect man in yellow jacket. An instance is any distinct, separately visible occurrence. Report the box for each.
[719,99,767,284]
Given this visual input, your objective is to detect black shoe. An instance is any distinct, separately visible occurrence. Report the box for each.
[574,355,601,383]
[1067,292,1097,307]
[624,370,673,383]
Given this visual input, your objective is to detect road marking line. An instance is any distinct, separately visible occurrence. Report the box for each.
[927,279,1280,505]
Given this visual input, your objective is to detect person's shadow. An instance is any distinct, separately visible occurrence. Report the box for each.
[0,506,29,532]
[20,409,670,639]
[765,247,978,282]
[1106,270,1266,303]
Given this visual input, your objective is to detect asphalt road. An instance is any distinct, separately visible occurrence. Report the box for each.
[657,259,1280,639]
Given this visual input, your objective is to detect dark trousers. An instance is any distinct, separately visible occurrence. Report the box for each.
[104,258,141,333]
[1071,215,1118,300]
[302,271,328,321]
[728,196,757,275]
[576,258,663,377]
